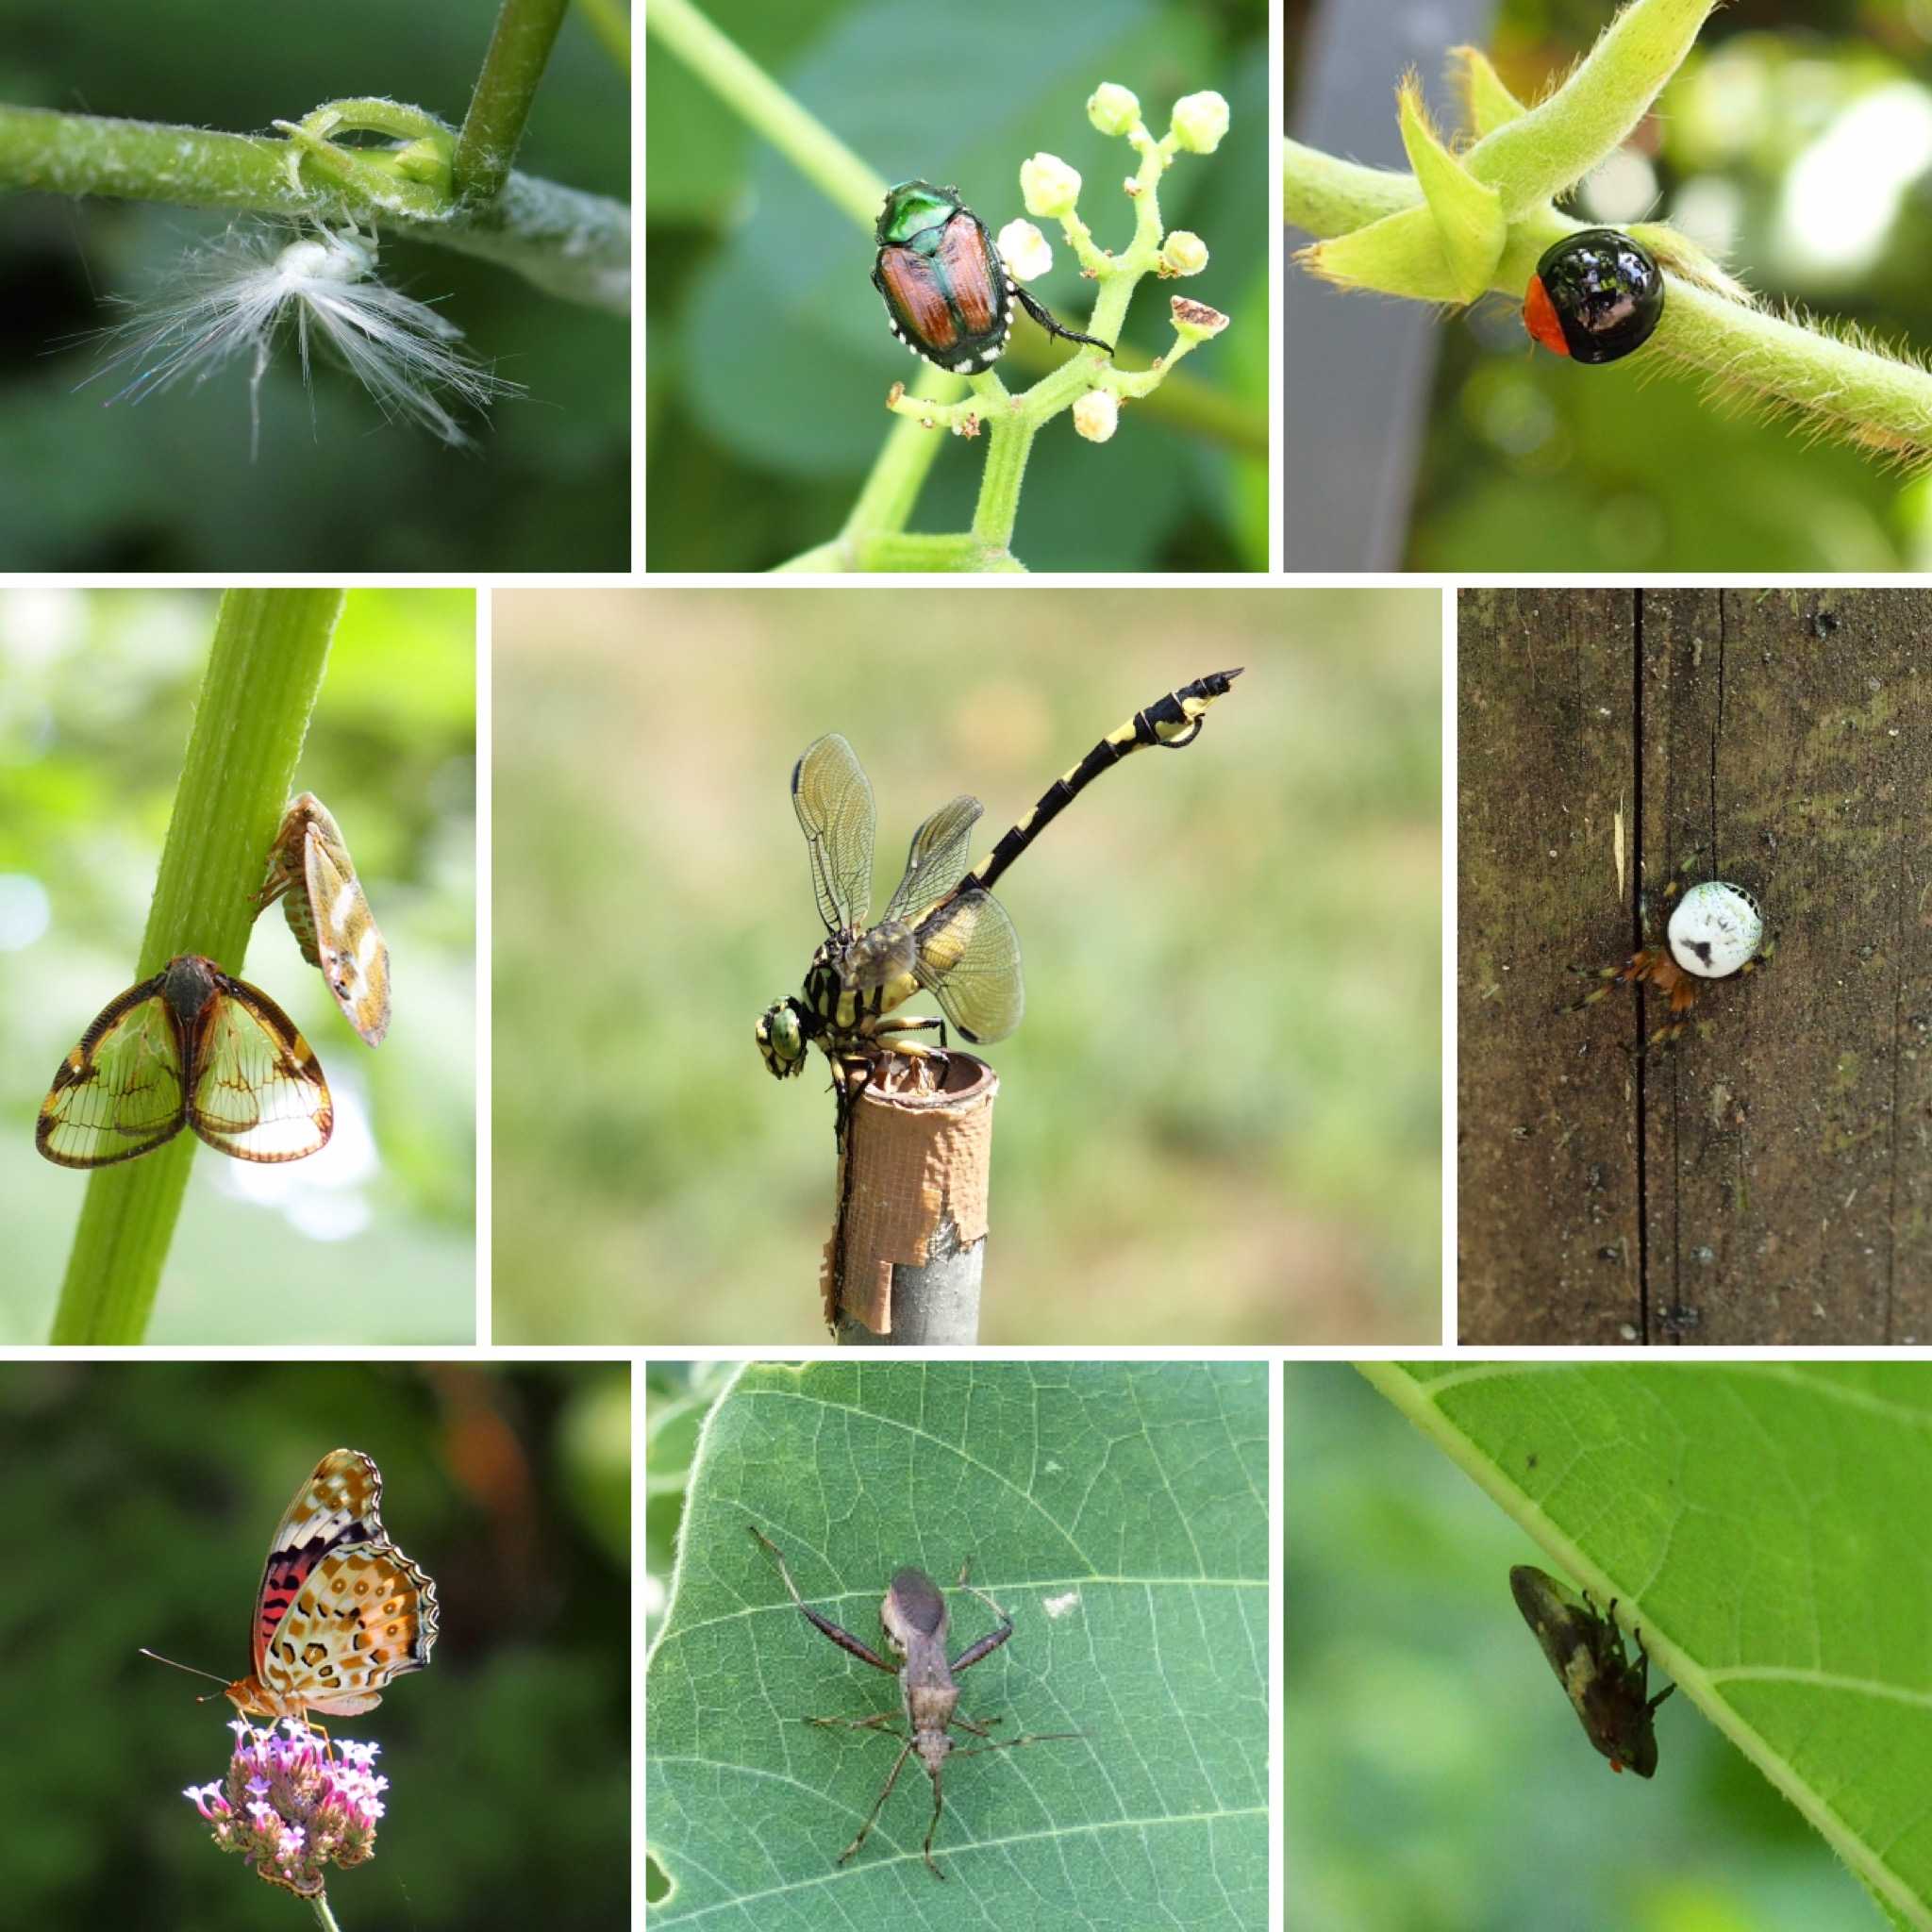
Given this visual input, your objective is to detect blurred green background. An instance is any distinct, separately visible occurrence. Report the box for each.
[1287,0,1932,570]
[646,0,1269,572]
[492,588,1441,1345]
[0,587,475,1342]
[0,0,628,571]
[0,1360,628,1931]
[1288,1365,1873,1931]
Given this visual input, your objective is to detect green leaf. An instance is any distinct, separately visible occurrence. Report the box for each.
[645,1361,1268,1927]
[1462,0,1720,214]
[1364,1363,1932,1929]
[1396,75,1503,305]
[1449,46,1527,137]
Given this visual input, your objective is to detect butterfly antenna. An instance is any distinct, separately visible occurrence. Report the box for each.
[139,1647,231,1700]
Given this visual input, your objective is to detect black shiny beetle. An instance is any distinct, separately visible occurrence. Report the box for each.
[1509,1565,1674,1776]
[872,179,1114,375]
[1523,228,1665,365]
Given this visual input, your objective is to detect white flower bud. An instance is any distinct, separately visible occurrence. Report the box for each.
[1072,390,1119,442]
[1171,91,1230,155]
[1170,295,1230,341]
[1020,153,1082,220]
[995,220,1053,283]
[1087,83,1141,136]
[1160,230,1209,276]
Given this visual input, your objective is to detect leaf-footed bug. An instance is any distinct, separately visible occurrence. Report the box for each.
[748,1524,1080,1878]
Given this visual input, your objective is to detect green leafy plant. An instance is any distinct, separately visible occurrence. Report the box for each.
[1365,1362,1932,1930]
[1284,0,1932,468]
[647,0,1253,573]
[645,1360,1269,1925]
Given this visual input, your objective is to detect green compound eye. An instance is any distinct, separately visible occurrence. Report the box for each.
[758,1001,807,1078]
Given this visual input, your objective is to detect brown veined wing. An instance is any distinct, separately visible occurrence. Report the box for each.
[791,734,877,936]
[911,884,1024,1044]
[36,972,189,1168]
[187,975,333,1161]
[882,792,983,925]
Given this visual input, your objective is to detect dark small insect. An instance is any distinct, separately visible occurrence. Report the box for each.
[1523,228,1665,365]
[872,179,1113,375]
[749,1525,1078,1878]
[1508,1565,1674,1776]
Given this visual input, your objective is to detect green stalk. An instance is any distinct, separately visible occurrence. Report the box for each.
[309,1890,343,1932]
[644,0,881,225]
[1284,141,1932,460]
[48,590,342,1346]
[0,104,628,313]
[455,0,574,207]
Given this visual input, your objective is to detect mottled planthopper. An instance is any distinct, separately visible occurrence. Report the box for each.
[252,792,391,1048]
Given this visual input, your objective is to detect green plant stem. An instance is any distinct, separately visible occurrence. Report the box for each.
[48,591,342,1347]
[1284,140,1932,458]
[309,1891,343,1932]
[0,104,628,313]
[455,0,573,207]
[643,0,880,225]
[575,0,631,71]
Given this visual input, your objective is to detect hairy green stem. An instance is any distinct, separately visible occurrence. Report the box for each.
[48,591,341,1347]
[0,104,628,313]
[1285,140,1932,458]
[309,1890,343,1932]
[456,0,573,207]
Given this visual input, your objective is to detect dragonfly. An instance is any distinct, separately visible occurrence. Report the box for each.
[756,669,1243,1121]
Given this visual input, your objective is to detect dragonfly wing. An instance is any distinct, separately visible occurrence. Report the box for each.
[791,734,876,934]
[882,793,982,924]
[913,885,1024,1044]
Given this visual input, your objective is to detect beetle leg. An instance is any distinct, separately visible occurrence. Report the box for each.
[1011,283,1114,356]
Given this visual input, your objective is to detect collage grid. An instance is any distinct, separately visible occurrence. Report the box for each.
[3,2,1931,1929]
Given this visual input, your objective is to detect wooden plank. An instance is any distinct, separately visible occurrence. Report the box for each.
[1462,587,1932,1343]
[1458,588,1642,1342]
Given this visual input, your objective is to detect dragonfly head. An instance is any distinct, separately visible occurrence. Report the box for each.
[757,997,812,1078]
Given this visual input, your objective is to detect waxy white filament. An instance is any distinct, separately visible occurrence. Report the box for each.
[81,220,520,458]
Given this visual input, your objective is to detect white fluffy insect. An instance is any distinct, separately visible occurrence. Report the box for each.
[80,219,518,456]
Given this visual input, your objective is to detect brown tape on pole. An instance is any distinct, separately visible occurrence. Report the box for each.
[824,1053,996,1344]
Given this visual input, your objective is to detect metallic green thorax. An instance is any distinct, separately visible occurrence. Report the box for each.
[877,181,958,249]
[756,669,1243,1092]
[1508,1565,1674,1777]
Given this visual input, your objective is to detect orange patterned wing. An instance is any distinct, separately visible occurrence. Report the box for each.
[225,1448,440,1722]
[254,793,391,1048]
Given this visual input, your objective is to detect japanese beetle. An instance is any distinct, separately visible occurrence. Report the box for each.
[1508,1565,1674,1776]
[872,179,1113,375]
[1523,228,1665,365]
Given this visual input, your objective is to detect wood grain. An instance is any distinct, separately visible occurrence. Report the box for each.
[1459,588,1932,1344]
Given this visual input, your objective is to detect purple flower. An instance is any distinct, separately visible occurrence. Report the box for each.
[183,1720,390,1899]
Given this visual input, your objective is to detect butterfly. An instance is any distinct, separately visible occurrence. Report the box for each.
[252,792,391,1048]
[36,953,332,1168]
[220,1448,439,1725]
